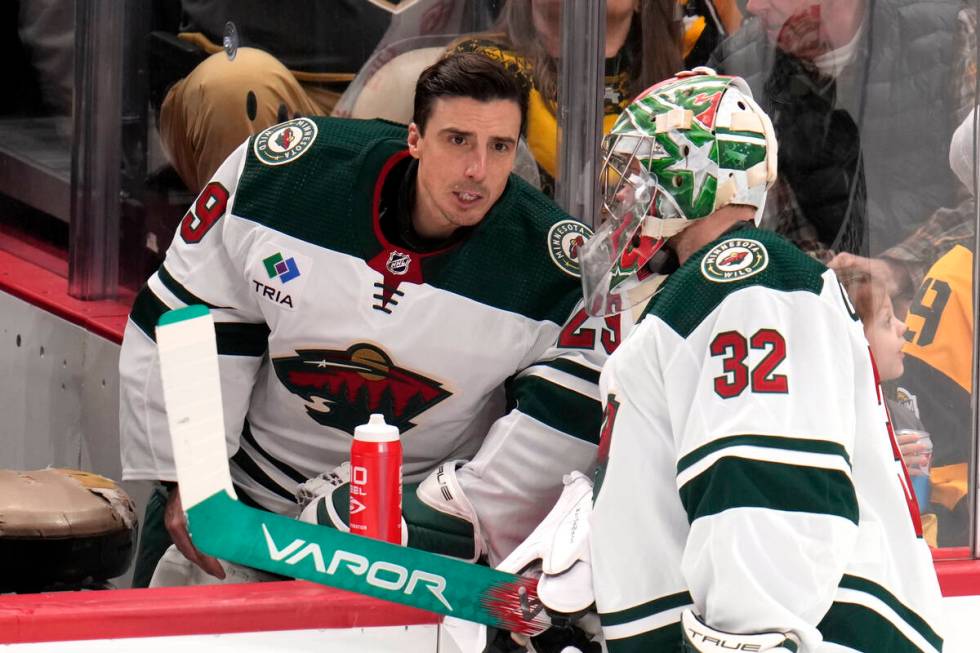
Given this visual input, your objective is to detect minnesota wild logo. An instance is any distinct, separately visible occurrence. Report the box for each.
[548,220,594,278]
[701,238,768,283]
[272,344,450,435]
[254,117,318,166]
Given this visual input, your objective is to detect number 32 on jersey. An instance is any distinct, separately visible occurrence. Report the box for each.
[710,329,788,399]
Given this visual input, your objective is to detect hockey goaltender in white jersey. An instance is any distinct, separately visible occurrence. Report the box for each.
[118,61,610,571]
[576,69,944,652]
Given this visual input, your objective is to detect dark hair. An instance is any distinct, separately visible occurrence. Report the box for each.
[412,51,528,136]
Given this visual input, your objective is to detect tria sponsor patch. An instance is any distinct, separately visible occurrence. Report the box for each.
[253,117,318,166]
[700,237,768,283]
[548,220,594,278]
[253,245,311,310]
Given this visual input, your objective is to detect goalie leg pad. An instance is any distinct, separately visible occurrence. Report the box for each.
[297,462,351,534]
[299,461,476,558]
[681,610,800,653]
[297,463,408,545]
[413,460,480,561]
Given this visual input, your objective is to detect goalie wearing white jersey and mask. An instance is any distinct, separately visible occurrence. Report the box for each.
[524,68,944,652]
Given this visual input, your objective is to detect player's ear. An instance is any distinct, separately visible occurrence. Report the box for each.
[407,123,422,159]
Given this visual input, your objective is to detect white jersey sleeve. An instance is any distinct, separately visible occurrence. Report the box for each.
[119,141,267,481]
[456,301,634,565]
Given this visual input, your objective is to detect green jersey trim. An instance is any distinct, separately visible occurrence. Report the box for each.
[677,435,852,475]
[819,598,940,653]
[213,323,271,357]
[678,457,859,525]
[130,285,172,340]
[831,575,943,651]
[599,590,692,626]
[605,622,683,652]
[644,227,826,338]
[158,265,221,310]
[511,375,602,444]
[536,358,601,385]
[130,287,269,356]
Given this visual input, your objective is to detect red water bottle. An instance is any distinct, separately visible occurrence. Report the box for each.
[349,414,402,543]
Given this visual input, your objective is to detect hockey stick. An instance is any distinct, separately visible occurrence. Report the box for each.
[155,305,550,635]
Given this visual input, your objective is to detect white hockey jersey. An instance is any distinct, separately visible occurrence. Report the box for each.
[591,228,944,652]
[120,117,604,538]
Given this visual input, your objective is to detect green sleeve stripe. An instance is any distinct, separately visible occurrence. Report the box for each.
[535,358,601,385]
[599,590,692,626]
[131,286,268,355]
[679,457,858,525]
[818,599,941,653]
[511,375,602,444]
[214,322,269,357]
[837,575,942,650]
[605,622,682,652]
[241,421,306,483]
[129,285,171,340]
[158,265,221,309]
[229,448,296,501]
[677,434,851,475]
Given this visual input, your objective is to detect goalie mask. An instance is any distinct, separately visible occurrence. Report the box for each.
[581,68,778,316]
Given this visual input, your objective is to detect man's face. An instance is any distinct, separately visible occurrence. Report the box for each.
[408,96,521,239]
[745,0,833,59]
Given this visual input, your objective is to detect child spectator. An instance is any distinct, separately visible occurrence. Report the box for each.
[840,271,938,545]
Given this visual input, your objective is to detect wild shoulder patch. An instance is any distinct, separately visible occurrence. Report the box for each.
[548,220,593,277]
[253,117,318,166]
[701,237,769,283]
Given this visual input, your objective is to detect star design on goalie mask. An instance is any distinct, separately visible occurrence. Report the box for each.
[666,137,714,202]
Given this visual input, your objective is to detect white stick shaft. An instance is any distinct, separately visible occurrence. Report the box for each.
[156,309,235,508]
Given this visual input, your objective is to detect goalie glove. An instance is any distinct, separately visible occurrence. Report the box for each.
[681,610,801,653]
[297,462,408,546]
[497,471,595,616]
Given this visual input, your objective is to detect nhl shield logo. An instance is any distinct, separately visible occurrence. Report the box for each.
[701,238,769,283]
[548,220,594,278]
[386,251,412,276]
[254,117,318,166]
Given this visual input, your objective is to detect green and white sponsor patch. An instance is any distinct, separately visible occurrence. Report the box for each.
[253,117,318,166]
[548,220,593,277]
[700,237,768,283]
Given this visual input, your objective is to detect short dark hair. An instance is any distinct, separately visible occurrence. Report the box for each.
[412,51,528,136]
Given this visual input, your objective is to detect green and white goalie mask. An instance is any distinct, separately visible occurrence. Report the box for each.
[581,68,778,316]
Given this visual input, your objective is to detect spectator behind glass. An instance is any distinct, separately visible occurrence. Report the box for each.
[709,0,972,260]
[448,0,686,196]
[900,243,974,547]
[159,0,411,194]
[838,271,944,543]
[829,20,978,304]
[835,102,978,547]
